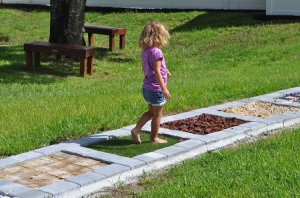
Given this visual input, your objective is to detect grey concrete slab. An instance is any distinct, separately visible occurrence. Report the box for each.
[0,180,10,187]
[100,129,131,138]
[34,143,75,155]
[154,145,187,158]
[209,101,246,110]
[188,134,219,144]
[192,107,219,115]
[93,164,130,177]
[258,97,283,104]
[237,96,263,103]
[281,112,300,127]
[155,128,202,140]
[121,125,136,132]
[0,158,18,169]
[9,151,43,163]
[258,98,300,109]
[265,114,287,124]
[112,157,146,169]
[264,120,284,132]
[174,140,206,151]
[204,131,235,141]
[160,115,181,123]
[63,147,123,162]
[38,181,79,196]
[66,172,106,186]
[69,135,111,147]
[261,92,285,99]
[63,147,145,169]
[133,152,167,164]
[284,111,300,117]
[276,88,300,95]
[8,188,52,198]
[141,125,152,132]
[171,111,202,120]
[241,122,268,129]
[222,125,252,135]
[277,102,300,108]
[0,180,27,196]
[284,87,300,93]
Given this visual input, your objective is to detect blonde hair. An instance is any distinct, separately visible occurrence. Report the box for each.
[139,21,170,49]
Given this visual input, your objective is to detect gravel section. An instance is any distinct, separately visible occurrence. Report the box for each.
[160,114,246,135]
[221,101,300,118]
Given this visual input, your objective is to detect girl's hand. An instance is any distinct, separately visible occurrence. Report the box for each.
[167,70,171,77]
[163,88,171,100]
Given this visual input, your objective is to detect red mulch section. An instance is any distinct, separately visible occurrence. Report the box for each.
[160,114,247,135]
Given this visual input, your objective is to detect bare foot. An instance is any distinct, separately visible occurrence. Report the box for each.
[131,128,141,144]
[151,136,168,144]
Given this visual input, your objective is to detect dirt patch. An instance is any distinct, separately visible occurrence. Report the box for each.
[160,114,246,135]
[221,101,300,118]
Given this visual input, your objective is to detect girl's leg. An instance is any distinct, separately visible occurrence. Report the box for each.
[150,105,167,144]
[131,105,153,144]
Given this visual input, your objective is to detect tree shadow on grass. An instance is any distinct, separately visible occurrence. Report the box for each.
[94,48,135,63]
[171,11,300,33]
[0,45,101,84]
[96,139,135,147]
[0,34,10,43]
[0,46,63,84]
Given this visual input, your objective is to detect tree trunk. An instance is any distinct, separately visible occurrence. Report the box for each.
[49,0,86,46]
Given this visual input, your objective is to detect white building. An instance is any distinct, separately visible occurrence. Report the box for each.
[266,0,300,16]
[1,0,300,16]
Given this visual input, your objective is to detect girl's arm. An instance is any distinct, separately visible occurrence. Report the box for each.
[154,60,170,100]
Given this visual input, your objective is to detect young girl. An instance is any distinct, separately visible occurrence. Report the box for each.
[131,21,171,144]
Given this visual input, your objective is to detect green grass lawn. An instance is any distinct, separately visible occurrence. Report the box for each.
[0,7,300,155]
[89,132,179,157]
[106,129,300,197]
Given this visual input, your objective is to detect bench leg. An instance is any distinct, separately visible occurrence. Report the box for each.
[25,51,33,71]
[87,56,94,75]
[120,35,125,49]
[34,52,41,67]
[80,58,87,77]
[109,35,115,51]
[88,33,94,46]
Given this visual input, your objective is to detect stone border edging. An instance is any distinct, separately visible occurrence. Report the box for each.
[1,87,300,198]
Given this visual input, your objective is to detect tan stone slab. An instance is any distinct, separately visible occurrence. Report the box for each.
[47,160,66,168]
[17,179,40,188]
[26,173,60,187]
[63,163,86,174]
[0,152,109,188]
[63,155,82,163]
[73,158,101,166]
[0,165,24,174]
[47,169,72,178]
[20,158,49,168]
[50,152,69,160]
[34,165,56,173]
[90,163,107,169]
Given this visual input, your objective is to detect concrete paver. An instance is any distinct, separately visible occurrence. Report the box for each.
[2,88,300,197]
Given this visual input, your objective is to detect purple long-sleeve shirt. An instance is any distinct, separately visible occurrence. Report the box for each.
[142,47,168,92]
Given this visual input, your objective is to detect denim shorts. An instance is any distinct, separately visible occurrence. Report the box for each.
[142,88,166,106]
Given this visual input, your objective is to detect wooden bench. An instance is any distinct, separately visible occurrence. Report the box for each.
[84,25,126,51]
[24,42,96,76]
